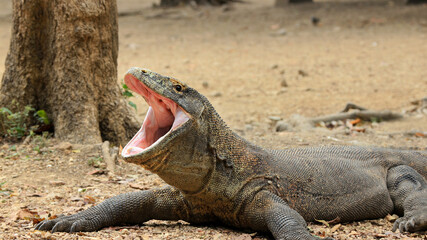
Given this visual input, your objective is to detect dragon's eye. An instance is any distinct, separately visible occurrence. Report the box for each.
[174,85,182,92]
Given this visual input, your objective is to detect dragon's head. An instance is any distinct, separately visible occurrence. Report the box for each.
[121,67,216,193]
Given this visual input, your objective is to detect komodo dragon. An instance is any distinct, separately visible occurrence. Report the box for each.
[36,67,427,239]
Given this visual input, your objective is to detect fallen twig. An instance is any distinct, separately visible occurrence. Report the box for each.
[378,130,427,138]
[275,103,404,132]
[310,110,402,124]
[341,102,367,112]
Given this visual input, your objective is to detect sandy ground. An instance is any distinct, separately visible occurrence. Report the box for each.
[0,0,427,239]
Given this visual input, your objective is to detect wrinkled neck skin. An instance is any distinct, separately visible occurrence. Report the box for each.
[126,99,248,195]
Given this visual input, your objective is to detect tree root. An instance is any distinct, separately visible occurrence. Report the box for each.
[101,141,118,175]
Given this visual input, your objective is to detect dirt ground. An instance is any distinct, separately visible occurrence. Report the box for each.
[1,0,427,239]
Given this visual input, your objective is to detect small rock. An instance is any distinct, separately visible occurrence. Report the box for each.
[245,124,254,131]
[311,17,320,26]
[202,81,209,88]
[49,181,66,186]
[275,28,287,36]
[280,79,288,87]
[271,64,279,69]
[298,70,308,77]
[212,92,222,97]
[277,87,287,95]
[275,121,291,132]
[268,116,282,122]
[317,121,326,128]
[55,142,73,151]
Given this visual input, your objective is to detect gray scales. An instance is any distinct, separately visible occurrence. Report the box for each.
[36,68,427,239]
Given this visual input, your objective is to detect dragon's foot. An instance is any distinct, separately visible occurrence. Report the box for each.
[35,213,103,232]
[392,211,427,232]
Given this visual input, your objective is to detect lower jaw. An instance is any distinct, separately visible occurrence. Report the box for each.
[123,149,169,173]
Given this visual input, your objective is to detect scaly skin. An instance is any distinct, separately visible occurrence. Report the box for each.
[36,68,427,239]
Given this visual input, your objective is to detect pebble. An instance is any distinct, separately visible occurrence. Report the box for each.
[271,28,287,36]
[280,79,288,87]
[49,180,66,186]
[277,87,287,95]
[244,124,254,131]
[268,116,282,122]
[54,142,73,151]
[298,69,308,77]
[202,81,209,88]
[275,121,291,132]
[276,28,287,36]
[212,92,222,97]
[311,17,320,26]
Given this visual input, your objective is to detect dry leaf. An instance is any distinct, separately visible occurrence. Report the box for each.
[330,223,341,232]
[327,216,341,225]
[83,195,96,205]
[315,219,330,227]
[232,234,252,240]
[415,132,425,137]
[353,127,366,133]
[70,196,83,202]
[385,214,398,222]
[349,118,361,125]
[16,208,37,220]
[16,208,44,224]
[128,183,149,190]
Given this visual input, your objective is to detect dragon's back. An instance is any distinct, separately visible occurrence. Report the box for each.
[268,145,427,178]
[262,146,426,222]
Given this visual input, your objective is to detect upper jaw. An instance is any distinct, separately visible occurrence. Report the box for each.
[121,70,191,159]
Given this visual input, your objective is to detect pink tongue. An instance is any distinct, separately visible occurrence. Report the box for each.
[148,93,174,128]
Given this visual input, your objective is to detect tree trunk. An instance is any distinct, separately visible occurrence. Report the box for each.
[0,0,140,145]
[160,0,234,7]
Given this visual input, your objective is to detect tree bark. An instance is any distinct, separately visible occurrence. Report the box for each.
[0,0,140,145]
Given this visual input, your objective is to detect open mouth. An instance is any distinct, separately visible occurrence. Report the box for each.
[121,74,190,157]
